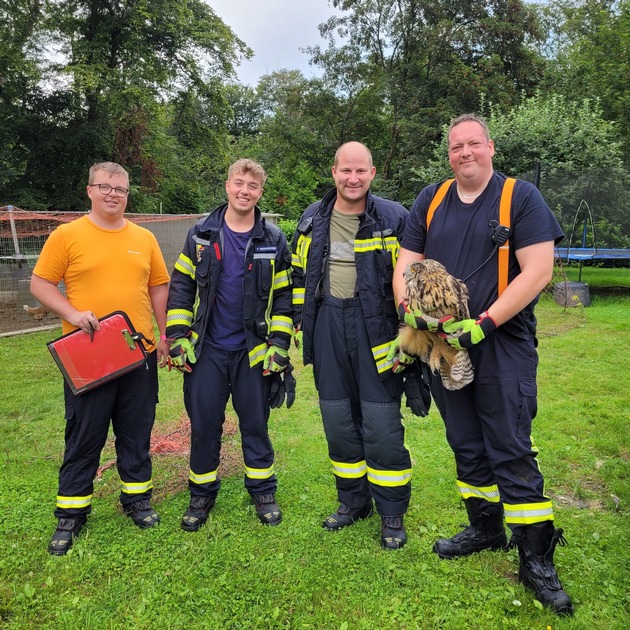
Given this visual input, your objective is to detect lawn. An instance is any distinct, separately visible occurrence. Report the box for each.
[0,270,628,629]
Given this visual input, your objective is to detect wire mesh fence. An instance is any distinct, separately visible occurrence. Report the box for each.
[0,207,203,336]
[0,203,605,337]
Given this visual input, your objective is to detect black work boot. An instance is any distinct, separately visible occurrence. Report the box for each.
[510,522,574,616]
[123,499,160,529]
[381,516,407,550]
[323,502,373,531]
[433,498,507,559]
[48,517,86,556]
[252,493,282,526]
[181,496,216,532]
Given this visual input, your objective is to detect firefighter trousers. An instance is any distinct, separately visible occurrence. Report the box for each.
[431,352,553,527]
[183,346,276,498]
[55,351,158,518]
[313,297,411,517]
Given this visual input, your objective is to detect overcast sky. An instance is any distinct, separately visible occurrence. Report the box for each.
[206,0,341,85]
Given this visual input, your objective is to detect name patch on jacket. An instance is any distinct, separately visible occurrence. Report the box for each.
[254,245,277,259]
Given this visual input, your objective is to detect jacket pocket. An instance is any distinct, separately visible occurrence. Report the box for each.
[256,259,273,298]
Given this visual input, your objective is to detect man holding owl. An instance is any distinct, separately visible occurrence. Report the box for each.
[393,114,573,616]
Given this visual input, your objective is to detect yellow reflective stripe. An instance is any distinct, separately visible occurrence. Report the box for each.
[249,342,267,366]
[189,468,218,485]
[174,254,196,279]
[263,259,276,336]
[296,235,312,266]
[330,459,367,479]
[273,268,291,290]
[456,480,502,502]
[245,465,274,480]
[120,479,153,495]
[503,501,554,524]
[166,309,193,327]
[372,341,391,361]
[291,252,303,268]
[373,341,395,373]
[354,239,380,252]
[56,495,92,509]
[375,357,394,373]
[292,287,305,305]
[367,466,412,487]
[270,315,293,335]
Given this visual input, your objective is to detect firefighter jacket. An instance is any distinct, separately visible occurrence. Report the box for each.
[166,204,293,367]
[292,189,407,376]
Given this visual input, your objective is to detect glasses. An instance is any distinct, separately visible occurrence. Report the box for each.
[90,183,129,197]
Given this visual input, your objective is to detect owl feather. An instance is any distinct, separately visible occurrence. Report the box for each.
[399,259,474,391]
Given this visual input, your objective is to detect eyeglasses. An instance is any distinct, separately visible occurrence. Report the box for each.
[90,183,129,197]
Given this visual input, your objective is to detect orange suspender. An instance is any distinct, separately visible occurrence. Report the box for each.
[426,179,455,228]
[498,177,516,295]
[426,177,516,296]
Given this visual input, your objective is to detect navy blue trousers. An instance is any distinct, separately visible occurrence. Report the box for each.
[183,346,276,498]
[55,352,158,517]
[313,297,410,517]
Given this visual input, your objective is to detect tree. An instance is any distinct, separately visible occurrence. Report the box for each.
[2,0,251,211]
[305,0,547,205]
[413,93,630,247]
[539,0,630,155]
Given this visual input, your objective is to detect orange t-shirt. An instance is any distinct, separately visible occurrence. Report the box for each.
[34,216,170,350]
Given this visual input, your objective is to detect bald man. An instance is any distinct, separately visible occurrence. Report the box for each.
[291,142,425,549]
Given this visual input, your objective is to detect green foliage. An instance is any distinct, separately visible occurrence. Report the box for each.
[262,163,321,221]
[540,0,630,154]
[412,93,630,247]
[277,218,297,243]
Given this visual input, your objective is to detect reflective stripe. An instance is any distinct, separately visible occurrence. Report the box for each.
[189,468,218,485]
[456,480,501,503]
[270,315,293,335]
[120,479,153,495]
[249,342,267,367]
[174,254,196,279]
[504,501,554,525]
[331,459,367,479]
[245,465,274,480]
[295,235,312,267]
[273,269,291,290]
[166,308,193,328]
[372,341,395,374]
[367,466,412,487]
[291,252,303,268]
[292,287,305,305]
[354,235,399,255]
[56,495,92,509]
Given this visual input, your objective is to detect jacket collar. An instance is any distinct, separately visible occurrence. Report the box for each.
[319,189,378,226]
[199,203,265,238]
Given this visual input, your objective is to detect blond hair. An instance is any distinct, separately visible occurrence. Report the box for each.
[228,159,267,186]
[88,162,129,185]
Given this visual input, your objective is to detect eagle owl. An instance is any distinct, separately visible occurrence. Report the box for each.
[399,259,473,391]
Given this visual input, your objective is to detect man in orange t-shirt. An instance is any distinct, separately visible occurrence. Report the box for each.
[31,161,170,555]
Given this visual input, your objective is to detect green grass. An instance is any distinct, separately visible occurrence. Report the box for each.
[1,293,629,629]
[560,264,630,289]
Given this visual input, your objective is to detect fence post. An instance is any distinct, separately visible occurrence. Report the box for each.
[7,205,25,269]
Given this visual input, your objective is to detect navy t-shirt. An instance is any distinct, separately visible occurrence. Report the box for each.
[205,224,252,351]
[401,172,564,342]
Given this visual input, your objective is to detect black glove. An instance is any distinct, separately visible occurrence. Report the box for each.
[268,362,296,409]
[403,360,432,417]
[268,373,285,409]
[284,363,296,409]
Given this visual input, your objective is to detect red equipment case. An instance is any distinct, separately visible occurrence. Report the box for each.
[47,311,148,395]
